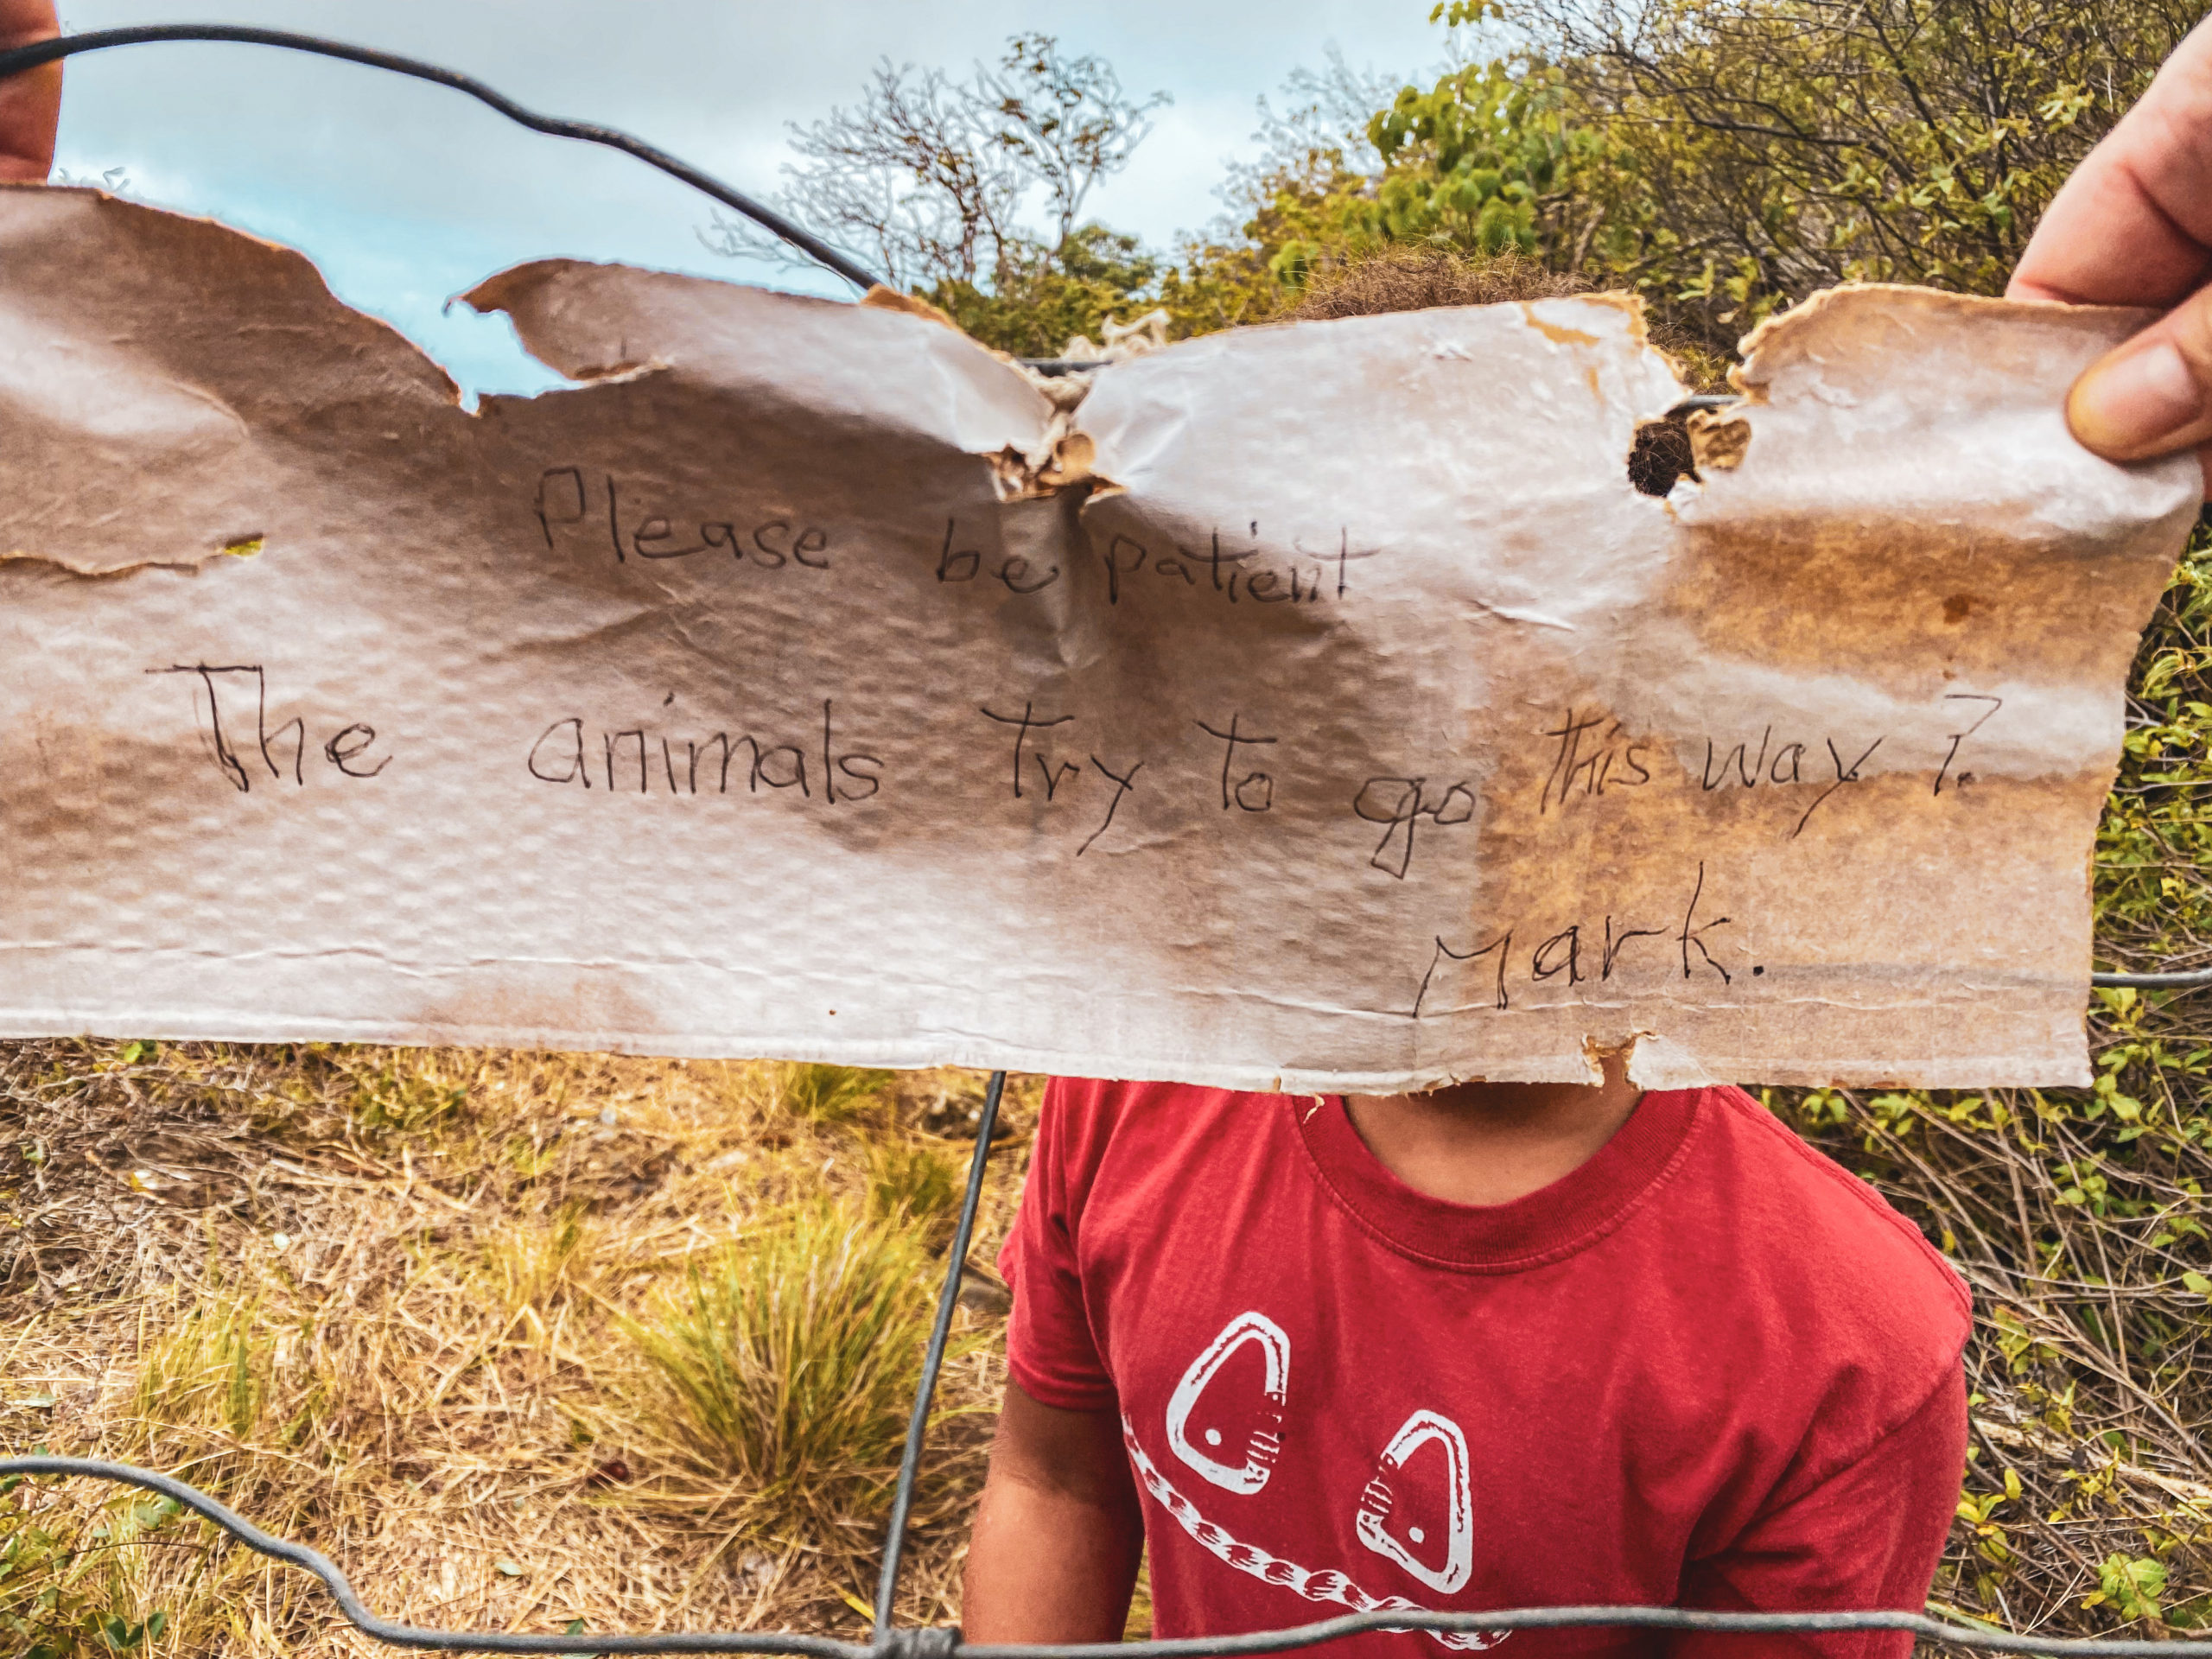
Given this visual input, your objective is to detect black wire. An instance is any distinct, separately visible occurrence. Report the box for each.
[2094,966,2212,989]
[0,1455,864,1655]
[874,1070,1007,1636]
[959,1606,2212,1658]
[0,25,887,293]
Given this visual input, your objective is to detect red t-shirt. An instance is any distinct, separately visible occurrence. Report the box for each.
[1000,1081,1970,1659]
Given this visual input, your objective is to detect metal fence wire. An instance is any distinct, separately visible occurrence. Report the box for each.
[2,25,2211,1656]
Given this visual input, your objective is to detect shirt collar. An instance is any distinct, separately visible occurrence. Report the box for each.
[1290,1086,1705,1272]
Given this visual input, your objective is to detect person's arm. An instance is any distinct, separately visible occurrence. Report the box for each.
[2009,16,2212,479]
[1669,1366,1968,1659]
[963,1382,1145,1643]
[0,0,60,182]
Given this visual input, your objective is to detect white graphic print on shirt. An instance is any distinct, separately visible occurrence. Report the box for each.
[1165,1310,1290,1494]
[1359,1410,1475,1594]
[1129,1310,1505,1651]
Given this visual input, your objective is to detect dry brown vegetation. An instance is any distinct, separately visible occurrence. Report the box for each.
[1281,245,1587,320]
[0,1043,1032,1655]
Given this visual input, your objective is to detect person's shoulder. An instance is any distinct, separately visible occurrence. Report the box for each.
[1036,1075,1262,1166]
[1028,1077,1274,1233]
[1677,1084,1972,1339]
[1044,1074,1222,1110]
[1656,1084,1972,1479]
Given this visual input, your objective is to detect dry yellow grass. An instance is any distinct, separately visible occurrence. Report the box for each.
[27,1038,2198,1649]
[0,1042,1033,1655]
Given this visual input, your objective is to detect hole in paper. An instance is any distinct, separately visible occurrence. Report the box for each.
[1628,415,1699,497]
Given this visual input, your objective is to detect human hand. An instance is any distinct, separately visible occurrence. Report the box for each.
[2011,16,2212,491]
[0,0,60,182]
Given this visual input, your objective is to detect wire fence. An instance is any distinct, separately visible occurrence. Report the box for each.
[1,24,2209,1656]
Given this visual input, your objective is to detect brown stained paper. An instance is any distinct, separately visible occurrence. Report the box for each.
[0,188,2195,1090]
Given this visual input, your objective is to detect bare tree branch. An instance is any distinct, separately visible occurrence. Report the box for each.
[701,36,1168,293]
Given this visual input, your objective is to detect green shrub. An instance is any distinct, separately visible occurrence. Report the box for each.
[865,1141,964,1249]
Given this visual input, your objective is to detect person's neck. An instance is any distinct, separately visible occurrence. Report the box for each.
[1344,1057,1643,1208]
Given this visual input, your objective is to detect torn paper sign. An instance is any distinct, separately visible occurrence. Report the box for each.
[0,188,2194,1090]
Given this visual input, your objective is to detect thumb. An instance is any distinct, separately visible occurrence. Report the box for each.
[0,1,60,183]
[2068,285,2212,465]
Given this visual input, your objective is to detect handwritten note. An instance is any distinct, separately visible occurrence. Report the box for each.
[0,187,2193,1089]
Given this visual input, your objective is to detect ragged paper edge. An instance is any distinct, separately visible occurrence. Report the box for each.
[1732,281,2166,391]
[0,1006,2094,1092]
[461,255,1093,500]
[855,283,1100,493]
[0,536,265,579]
[18,193,2171,550]
[2,186,468,401]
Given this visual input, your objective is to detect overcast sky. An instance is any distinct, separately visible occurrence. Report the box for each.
[51,2,1447,391]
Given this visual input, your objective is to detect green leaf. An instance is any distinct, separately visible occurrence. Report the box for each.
[496,1559,525,1578]
[2095,1554,2168,1623]
[2182,1271,2212,1296]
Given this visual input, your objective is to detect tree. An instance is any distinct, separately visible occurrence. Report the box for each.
[1154,19,1615,334]
[1179,0,2195,353]
[982,34,1168,258]
[702,35,1168,295]
[1500,0,2193,341]
[1158,48,1414,334]
[923,222,1163,359]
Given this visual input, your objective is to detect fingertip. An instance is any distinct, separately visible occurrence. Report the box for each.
[2068,339,2205,460]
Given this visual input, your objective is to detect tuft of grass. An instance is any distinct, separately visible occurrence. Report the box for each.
[866,1141,965,1250]
[136,1287,267,1446]
[130,1274,322,1490]
[624,1198,949,1544]
[774,1065,893,1124]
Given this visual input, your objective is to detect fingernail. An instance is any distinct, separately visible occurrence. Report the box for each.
[2070,340,2201,455]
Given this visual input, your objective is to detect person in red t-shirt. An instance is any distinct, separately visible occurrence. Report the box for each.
[969,1066,1968,1659]
[954,251,1976,1659]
